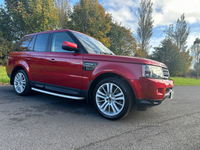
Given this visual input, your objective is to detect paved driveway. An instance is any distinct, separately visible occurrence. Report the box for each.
[0,85,200,149]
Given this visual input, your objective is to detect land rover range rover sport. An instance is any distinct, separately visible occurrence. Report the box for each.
[6,29,174,120]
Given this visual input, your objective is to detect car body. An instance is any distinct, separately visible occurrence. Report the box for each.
[6,29,174,120]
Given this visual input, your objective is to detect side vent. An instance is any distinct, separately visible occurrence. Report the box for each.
[83,62,98,71]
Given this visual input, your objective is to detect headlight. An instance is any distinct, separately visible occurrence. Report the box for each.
[142,65,163,79]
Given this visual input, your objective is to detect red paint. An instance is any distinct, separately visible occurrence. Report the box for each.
[6,29,174,103]
[45,52,83,89]
[62,41,78,49]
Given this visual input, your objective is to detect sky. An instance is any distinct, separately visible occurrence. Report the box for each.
[1,0,200,52]
[71,0,200,53]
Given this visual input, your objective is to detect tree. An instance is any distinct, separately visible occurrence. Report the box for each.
[134,44,148,58]
[55,0,71,29]
[0,36,15,65]
[191,38,200,62]
[0,5,16,42]
[108,22,137,56]
[179,51,193,75]
[137,0,154,58]
[191,38,200,77]
[152,38,192,76]
[0,6,15,65]
[4,0,59,40]
[165,14,191,52]
[69,0,111,47]
[194,61,200,78]
[0,0,59,65]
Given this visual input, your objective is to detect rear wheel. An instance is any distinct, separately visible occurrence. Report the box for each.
[93,77,133,120]
[13,69,31,96]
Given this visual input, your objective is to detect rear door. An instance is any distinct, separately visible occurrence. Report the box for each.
[13,36,33,71]
[45,32,83,95]
[21,34,50,87]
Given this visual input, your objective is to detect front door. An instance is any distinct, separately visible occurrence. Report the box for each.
[45,32,83,95]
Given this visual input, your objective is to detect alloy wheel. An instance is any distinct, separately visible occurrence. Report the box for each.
[14,72,26,94]
[95,83,125,116]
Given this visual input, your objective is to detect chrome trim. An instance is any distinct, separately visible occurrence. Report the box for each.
[31,87,85,100]
[162,68,170,79]
[164,89,174,99]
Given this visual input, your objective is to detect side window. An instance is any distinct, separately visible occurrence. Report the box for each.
[51,32,76,53]
[27,35,36,51]
[34,34,50,52]
[16,36,33,51]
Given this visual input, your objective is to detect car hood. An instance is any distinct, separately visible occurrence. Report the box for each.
[83,54,168,68]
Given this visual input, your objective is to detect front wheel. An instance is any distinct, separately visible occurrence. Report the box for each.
[93,77,133,120]
[13,69,31,96]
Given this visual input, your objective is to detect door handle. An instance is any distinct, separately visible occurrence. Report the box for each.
[25,57,31,61]
[49,59,57,63]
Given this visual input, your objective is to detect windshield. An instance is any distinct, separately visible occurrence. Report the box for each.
[72,31,115,55]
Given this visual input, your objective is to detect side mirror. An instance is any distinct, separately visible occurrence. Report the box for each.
[62,41,79,52]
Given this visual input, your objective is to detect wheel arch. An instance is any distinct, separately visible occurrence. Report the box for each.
[10,65,28,85]
[87,72,136,104]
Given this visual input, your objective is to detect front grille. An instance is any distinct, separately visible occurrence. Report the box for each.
[162,68,170,79]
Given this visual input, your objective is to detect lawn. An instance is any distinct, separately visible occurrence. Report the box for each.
[0,66,10,84]
[170,77,200,86]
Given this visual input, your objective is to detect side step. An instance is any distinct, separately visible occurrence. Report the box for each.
[31,87,85,100]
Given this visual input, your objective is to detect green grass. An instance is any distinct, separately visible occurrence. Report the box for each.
[0,66,10,84]
[170,77,200,86]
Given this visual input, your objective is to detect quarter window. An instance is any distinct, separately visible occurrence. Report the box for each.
[34,34,50,52]
[16,36,33,51]
[51,32,75,53]
[27,35,36,51]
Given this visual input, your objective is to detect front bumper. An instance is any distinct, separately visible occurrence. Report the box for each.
[136,99,163,107]
[132,78,174,100]
[136,88,174,107]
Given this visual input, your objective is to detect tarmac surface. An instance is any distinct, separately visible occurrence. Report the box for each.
[0,85,200,150]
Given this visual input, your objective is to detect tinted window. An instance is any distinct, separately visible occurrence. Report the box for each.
[16,36,33,51]
[73,31,114,55]
[51,32,75,53]
[27,35,36,51]
[34,34,49,52]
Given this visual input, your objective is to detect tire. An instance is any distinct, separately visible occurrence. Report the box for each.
[13,69,31,96]
[93,77,133,120]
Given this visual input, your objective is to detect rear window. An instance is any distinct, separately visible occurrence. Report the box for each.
[16,36,33,51]
[34,34,50,52]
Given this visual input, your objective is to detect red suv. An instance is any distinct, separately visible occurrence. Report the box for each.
[6,29,174,120]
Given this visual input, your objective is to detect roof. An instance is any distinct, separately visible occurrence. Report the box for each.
[24,29,71,37]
